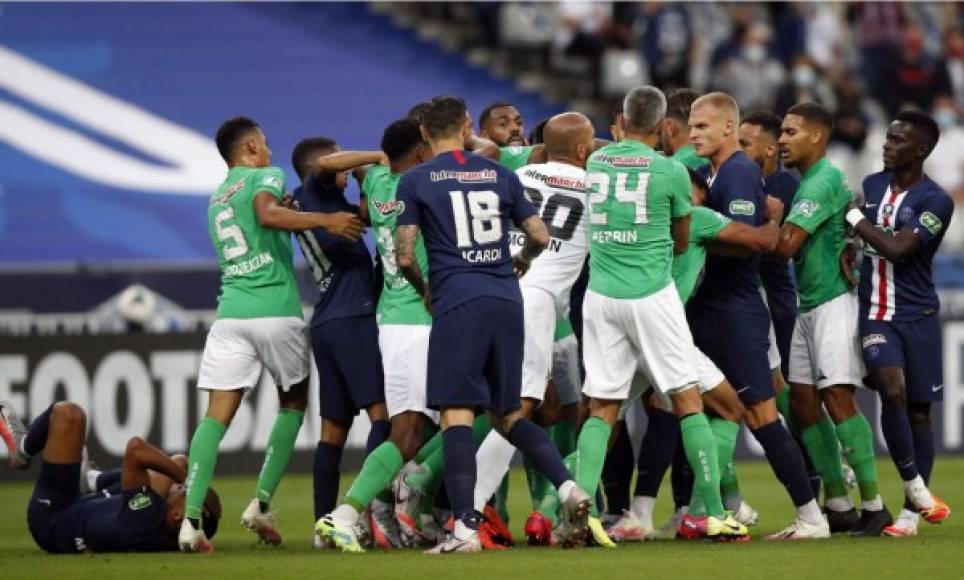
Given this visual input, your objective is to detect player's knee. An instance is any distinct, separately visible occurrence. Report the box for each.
[878,382,907,409]
[908,402,932,428]
[52,402,87,428]
[820,387,858,422]
[125,436,146,454]
[320,419,350,446]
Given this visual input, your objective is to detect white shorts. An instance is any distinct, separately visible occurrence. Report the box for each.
[788,291,866,390]
[379,324,438,422]
[617,346,724,419]
[582,284,699,401]
[551,333,582,406]
[197,317,309,391]
[521,286,557,401]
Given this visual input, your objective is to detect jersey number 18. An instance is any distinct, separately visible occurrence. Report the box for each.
[449,190,502,248]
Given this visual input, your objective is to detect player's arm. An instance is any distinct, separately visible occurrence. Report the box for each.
[773,222,809,258]
[396,224,427,297]
[254,192,363,240]
[671,214,690,255]
[121,437,186,491]
[313,151,386,175]
[514,215,550,277]
[847,206,920,262]
[670,164,693,255]
[466,134,500,160]
[712,194,784,254]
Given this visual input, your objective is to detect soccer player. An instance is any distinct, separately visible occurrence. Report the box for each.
[288,137,395,545]
[316,119,439,552]
[609,168,782,542]
[659,88,709,170]
[845,110,953,536]
[774,102,890,536]
[575,85,747,542]
[479,101,528,147]
[394,96,591,553]
[178,117,364,552]
[688,94,828,540]
[469,111,593,542]
[0,401,221,553]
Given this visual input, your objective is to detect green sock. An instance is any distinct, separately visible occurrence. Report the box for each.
[835,413,879,502]
[801,420,849,499]
[551,420,577,458]
[689,489,707,517]
[414,430,443,465]
[185,417,227,521]
[255,408,304,505]
[472,414,493,445]
[536,451,573,525]
[524,456,548,510]
[495,474,510,523]
[680,414,724,518]
[575,418,611,516]
[710,418,740,506]
[345,441,405,512]
[775,387,796,434]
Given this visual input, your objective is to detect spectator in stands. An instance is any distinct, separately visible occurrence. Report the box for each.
[710,22,784,112]
[775,55,836,116]
[944,29,964,113]
[848,2,906,97]
[880,26,953,117]
[552,1,614,93]
[830,76,870,153]
[639,2,694,90]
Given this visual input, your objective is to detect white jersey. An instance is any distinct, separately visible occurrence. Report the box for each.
[511,161,589,308]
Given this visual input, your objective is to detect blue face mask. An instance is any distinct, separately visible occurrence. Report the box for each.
[934,108,958,129]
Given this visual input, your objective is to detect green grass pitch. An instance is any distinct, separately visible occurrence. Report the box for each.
[1,458,962,579]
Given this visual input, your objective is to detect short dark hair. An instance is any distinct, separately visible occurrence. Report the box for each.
[381,118,425,162]
[529,118,550,145]
[215,116,259,163]
[291,137,337,182]
[422,96,468,140]
[479,101,514,130]
[665,88,701,123]
[742,109,783,140]
[623,86,666,134]
[786,102,834,132]
[407,101,432,123]
[894,110,941,155]
[687,167,709,193]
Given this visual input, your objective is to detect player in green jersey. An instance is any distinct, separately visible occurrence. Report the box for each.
[578,86,747,542]
[774,103,891,536]
[179,117,365,553]
[659,88,710,170]
[318,118,445,552]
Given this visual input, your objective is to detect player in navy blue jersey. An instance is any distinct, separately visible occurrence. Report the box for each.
[394,96,590,553]
[0,401,221,553]
[846,110,953,536]
[688,93,827,539]
[289,138,395,537]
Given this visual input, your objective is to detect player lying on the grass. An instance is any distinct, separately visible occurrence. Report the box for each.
[0,401,221,554]
[607,167,784,542]
[179,117,364,553]
[845,110,953,536]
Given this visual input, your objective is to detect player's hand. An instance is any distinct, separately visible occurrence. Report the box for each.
[841,241,859,288]
[513,254,531,278]
[281,193,298,210]
[320,212,365,241]
[764,195,784,223]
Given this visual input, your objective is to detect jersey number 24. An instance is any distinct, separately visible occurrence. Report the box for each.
[587,173,650,225]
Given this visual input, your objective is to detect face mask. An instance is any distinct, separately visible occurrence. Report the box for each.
[743,44,766,64]
[934,108,958,129]
[792,66,816,87]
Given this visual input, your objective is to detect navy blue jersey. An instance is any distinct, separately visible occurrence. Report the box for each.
[52,488,168,552]
[858,172,953,322]
[692,151,767,307]
[397,150,537,316]
[293,177,376,327]
[760,169,800,314]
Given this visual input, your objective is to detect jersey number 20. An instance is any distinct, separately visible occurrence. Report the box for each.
[449,190,501,248]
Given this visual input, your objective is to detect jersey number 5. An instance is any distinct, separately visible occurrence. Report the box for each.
[587,173,649,225]
[449,190,502,248]
[214,207,249,260]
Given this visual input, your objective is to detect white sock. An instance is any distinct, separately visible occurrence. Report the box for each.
[896,508,920,525]
[86,469,102,492]
[558,480,577,503]
[862,495,883,512]
[472,431,516,512]
[903,475,934,509]
[796,499,825,525]
[630,496,656,528]
[331,503,359,526]
[825,495,855,512]
[453,519,477,541]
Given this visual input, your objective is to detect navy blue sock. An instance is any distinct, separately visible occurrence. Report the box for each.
[906,403,934,510]
[434,480,451,511]
[95,468,122,492]
[366,419,391,456]
[880,405,918,481]
[313,441,343,521]
[635,407,678,497]
[751,420,815,507]
[506,418,571,488]
[443,426,477,526]
[671,434,693,510]
[23,404,54,457]
[601,421,633,515]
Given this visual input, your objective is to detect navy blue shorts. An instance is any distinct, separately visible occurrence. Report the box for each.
[311,315,385,422]
[688,301,774,406]
[427,297,524,417]
[860,315,944,403]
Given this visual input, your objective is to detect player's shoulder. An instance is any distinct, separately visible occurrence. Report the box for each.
[771,169,801,189]
[518,162,587,185]
[862,170,890,198]
[253,165,285,184]
[362,163,391,190]
[721,151,761,178]
[914,176,954,211]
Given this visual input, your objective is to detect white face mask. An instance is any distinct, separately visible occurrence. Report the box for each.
[934,108,958,129]
[792,66,816,87]
[743,44,766,64]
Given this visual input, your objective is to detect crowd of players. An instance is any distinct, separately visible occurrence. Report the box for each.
[0,84,953,554]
